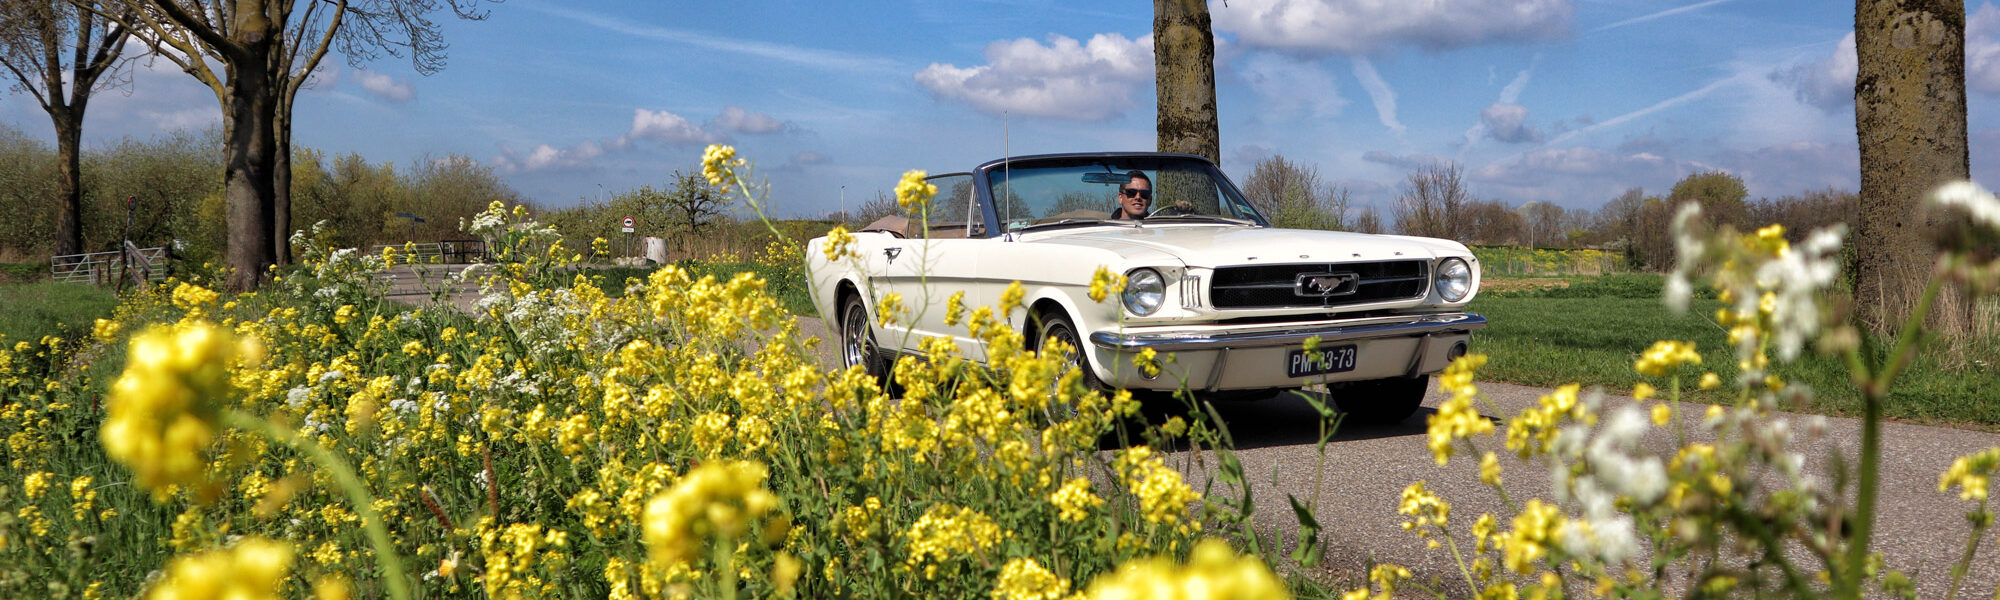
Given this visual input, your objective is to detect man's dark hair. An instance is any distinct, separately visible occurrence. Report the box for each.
[1125,170,1151,186]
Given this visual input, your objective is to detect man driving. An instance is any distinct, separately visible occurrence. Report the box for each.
[1110,170,1153,219]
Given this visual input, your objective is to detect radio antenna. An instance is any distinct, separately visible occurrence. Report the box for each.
[1003,110,1011,231]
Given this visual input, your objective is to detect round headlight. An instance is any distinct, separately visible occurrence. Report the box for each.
[1435,257,1472,303]
[1122,268,1166,316]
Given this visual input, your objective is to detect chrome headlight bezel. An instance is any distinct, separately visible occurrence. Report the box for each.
[1435,257,1472,303]
[1122,268,1166,316]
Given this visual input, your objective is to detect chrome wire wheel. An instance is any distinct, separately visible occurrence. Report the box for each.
[841,296,875,371]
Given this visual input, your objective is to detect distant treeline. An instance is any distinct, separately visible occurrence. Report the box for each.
[0,124,521,264]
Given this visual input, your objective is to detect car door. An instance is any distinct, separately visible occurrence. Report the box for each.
[878,173,994,361]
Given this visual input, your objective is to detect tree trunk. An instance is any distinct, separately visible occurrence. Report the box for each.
[273,111,292,266]
[222,52,280,292]
[1154,0,1219,165]
[1853,0,1971,335]
[53,112,84,257]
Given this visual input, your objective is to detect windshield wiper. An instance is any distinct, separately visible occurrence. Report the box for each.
[1143,214,1259,226]
[1014,218,1134,233]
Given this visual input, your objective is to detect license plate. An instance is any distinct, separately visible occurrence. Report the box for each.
[1287,344,1358,378]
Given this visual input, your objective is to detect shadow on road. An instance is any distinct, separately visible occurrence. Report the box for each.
[1105,390,1439,452]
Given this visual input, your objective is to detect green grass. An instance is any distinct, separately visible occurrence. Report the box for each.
[0,262,44,283]
[1468,273,2000,427]
[587,260,816,317]
[0,281,119,344]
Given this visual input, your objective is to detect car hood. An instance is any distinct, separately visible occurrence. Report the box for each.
[1019,224,1466,266]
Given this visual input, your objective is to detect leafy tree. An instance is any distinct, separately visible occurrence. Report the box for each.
[1668,171,1750,229]
[0,1,130,257]
[1240,155,1350,230]
[0,124,58,257]
[82,0,493,290]
[1154,0,1217,163]
[1854,0,1972,336]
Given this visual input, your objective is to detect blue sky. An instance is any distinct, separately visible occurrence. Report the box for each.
[6,0,2000,219]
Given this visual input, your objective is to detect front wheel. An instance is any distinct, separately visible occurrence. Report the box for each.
[840,294,889,383]
[1331,376,1430,425]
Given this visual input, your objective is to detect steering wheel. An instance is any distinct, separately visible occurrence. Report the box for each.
[1146,201,1195,218]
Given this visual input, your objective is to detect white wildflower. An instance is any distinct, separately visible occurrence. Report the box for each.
[1931,181,2000,232]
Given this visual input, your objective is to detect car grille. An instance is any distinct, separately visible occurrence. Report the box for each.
[1209,260,1429,309]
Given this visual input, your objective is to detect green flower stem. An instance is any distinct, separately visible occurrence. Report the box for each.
[1839,264,1947,599]
[226,410,412,600]
[1440,525,1479,595]
[1946,500,1988,600]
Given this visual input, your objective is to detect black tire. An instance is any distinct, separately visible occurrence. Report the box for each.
[1037,311,1110,420]
[840,294,889,383]
[1332,375,1430,425]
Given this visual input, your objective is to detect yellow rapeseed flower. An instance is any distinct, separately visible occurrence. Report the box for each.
[22,471,50,499]
[1049,477,1104,522]
[1939,447,2000,501]
[1115,447,1201,528]
[990,557,1070,600]
[894,170,937,211]
[642,460,782,568]
[1080,538,1288,600]
[101,322,260,496]
[144,537,294,600]
[701,145,745,194]
[1634,340,1700,377]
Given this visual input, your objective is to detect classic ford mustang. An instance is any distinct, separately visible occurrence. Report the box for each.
[805,152,1485,423]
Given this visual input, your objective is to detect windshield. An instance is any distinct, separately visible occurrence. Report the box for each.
[984,156,1268,233]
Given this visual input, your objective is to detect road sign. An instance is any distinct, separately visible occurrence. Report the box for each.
[621,216,635,233]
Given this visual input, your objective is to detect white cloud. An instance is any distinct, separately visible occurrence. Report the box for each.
[1593,0,1738,33]
[1549,73,1744,145]
[140,108,221,131]
[492,139,605,174]
[1212,0,1571,55]
[1350,57,1404,134]
[524,2,901,74]
[1362,151,1452,171]
[1968,4,2000,94]
[1470,147,1685,205]
[714,106,786,134]
[628,108,720,144]
[1715,142,1858,197]
[914,33,1153,120]
[1237,53,1344,117]
[1481,103,1543,143]
[356,70,415,103]
[1776,33,1855,111]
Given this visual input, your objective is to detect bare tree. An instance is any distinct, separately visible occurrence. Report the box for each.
[1518,201,1568,248]
[1460,200,1520,245]
[664,170,725,237]
[81,0,491,290]
[1154,0,1217,164]
[1392,161,1469,240]
[1350,205,1384,234]
[1854,0,1971,335]
[0,2,129,257]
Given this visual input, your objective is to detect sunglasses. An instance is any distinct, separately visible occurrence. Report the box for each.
[1120,188,1153,200]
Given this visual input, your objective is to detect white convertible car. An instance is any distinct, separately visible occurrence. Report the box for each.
[806,152,1485,423]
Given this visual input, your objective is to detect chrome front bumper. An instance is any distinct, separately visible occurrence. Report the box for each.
[1087,313,1487,352]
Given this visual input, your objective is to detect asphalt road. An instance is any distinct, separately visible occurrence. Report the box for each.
[796,316,2000,597]
[391,278,2000,597]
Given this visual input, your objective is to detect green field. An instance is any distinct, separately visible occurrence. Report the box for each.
[1467,274,2000,427]
[0,281,119,345]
